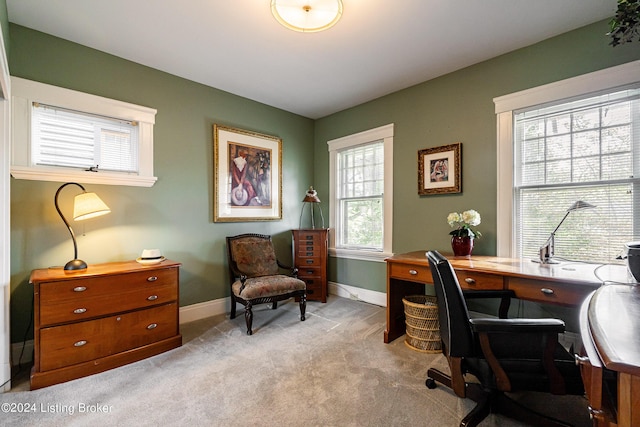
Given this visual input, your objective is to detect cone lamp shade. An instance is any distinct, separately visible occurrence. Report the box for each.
[299,186,325,229]
[73,192,111,220]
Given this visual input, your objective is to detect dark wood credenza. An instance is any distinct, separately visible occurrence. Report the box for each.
[578,285,640,427]
[30,259,182,389]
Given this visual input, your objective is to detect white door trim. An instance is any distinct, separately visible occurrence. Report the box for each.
[0,20,12,392]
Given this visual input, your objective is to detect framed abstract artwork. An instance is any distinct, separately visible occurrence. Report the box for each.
[417,143,461,195]
[213,124,282,222]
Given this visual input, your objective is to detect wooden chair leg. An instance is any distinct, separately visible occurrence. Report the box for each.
[426,356,466,398]
[449,357,467,397]
[245,302,253,335]
[299,294,306,321]
[426,368,453,389]
[230,295,237,319]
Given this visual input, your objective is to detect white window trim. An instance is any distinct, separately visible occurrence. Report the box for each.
[494,60,640,257]
[327,123,394,262]
[10,77,157,187]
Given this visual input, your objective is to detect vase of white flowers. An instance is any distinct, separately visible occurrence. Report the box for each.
[447,210,482,256]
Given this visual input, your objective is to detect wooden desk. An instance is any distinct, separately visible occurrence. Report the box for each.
[578,285,640,427]
[385,251,630,343]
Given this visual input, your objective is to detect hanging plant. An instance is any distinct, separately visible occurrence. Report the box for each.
[608,0,640,46]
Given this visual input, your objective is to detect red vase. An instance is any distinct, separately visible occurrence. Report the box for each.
[451,236,474,257]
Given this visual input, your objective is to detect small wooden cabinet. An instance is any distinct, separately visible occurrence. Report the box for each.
[292,229,329,303]
[30,260,182,389]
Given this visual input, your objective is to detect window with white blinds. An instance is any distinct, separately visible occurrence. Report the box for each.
[32,103,139,173]
[514,86,640,263]
[337,141,384,250]
[11,77,157,187]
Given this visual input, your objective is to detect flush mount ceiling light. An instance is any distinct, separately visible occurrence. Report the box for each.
[271,0,343,33]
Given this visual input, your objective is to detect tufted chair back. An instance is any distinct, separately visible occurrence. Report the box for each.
[228,235,279,278]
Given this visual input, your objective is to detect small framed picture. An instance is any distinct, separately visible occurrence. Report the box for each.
[418,143,461,195]
[213,124,282,222]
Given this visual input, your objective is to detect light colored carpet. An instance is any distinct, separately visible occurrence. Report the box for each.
[4,296,591,426]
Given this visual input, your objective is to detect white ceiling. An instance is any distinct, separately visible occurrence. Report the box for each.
[6,0,616,119]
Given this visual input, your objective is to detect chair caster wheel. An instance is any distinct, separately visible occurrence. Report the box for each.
[426,378,437,389]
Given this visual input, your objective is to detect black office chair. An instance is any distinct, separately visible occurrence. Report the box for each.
[425,250,584,427]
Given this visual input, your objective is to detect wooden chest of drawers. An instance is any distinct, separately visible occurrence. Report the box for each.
[30,260,182,389]
[292,229,329,302]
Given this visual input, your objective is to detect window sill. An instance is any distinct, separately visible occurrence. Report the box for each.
[11,166,157,187]
[329,248,393,262]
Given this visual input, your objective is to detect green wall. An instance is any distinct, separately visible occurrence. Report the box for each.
[315,19,640,298]
[7,18,640,343]
[8,24,315,342]
[0,0,7,58]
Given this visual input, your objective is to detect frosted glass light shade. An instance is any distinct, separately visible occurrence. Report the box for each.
[73,192,111,221]
[271,0,343,33]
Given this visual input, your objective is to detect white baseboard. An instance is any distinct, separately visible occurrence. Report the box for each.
[11,287,384,368]
[328,281,386,307]
[178,297,230,324]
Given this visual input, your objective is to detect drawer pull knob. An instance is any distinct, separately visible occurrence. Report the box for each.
[409,269,418,275]
[574,354,589,365]
[540,288,554,295]
[147,276,158,282]
[74,340,87,347]
[306,252,314,256]
[147,295,158,301]
[147,323,158,330]
[465,278,476,285]
[306,260,313,264]
[73,286,87,292]
[73,308,87,314]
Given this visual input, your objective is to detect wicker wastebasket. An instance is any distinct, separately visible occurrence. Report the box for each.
[402,295,441,353]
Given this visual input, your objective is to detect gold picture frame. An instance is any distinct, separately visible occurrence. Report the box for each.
[418,143,461,195]
[213,124,282,222]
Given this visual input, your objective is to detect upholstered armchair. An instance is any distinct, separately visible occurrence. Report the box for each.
[226,233,306,335]
[425,250,584,427]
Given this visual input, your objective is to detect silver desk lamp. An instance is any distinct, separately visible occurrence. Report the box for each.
[536,200,595,264]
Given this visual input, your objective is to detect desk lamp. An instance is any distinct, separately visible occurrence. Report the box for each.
[55,182,111,270]
[536,200,595,264]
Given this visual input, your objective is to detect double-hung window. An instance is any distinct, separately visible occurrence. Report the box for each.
[11,77,157,187]
[495,61,640,263]
[328,124,393,261]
